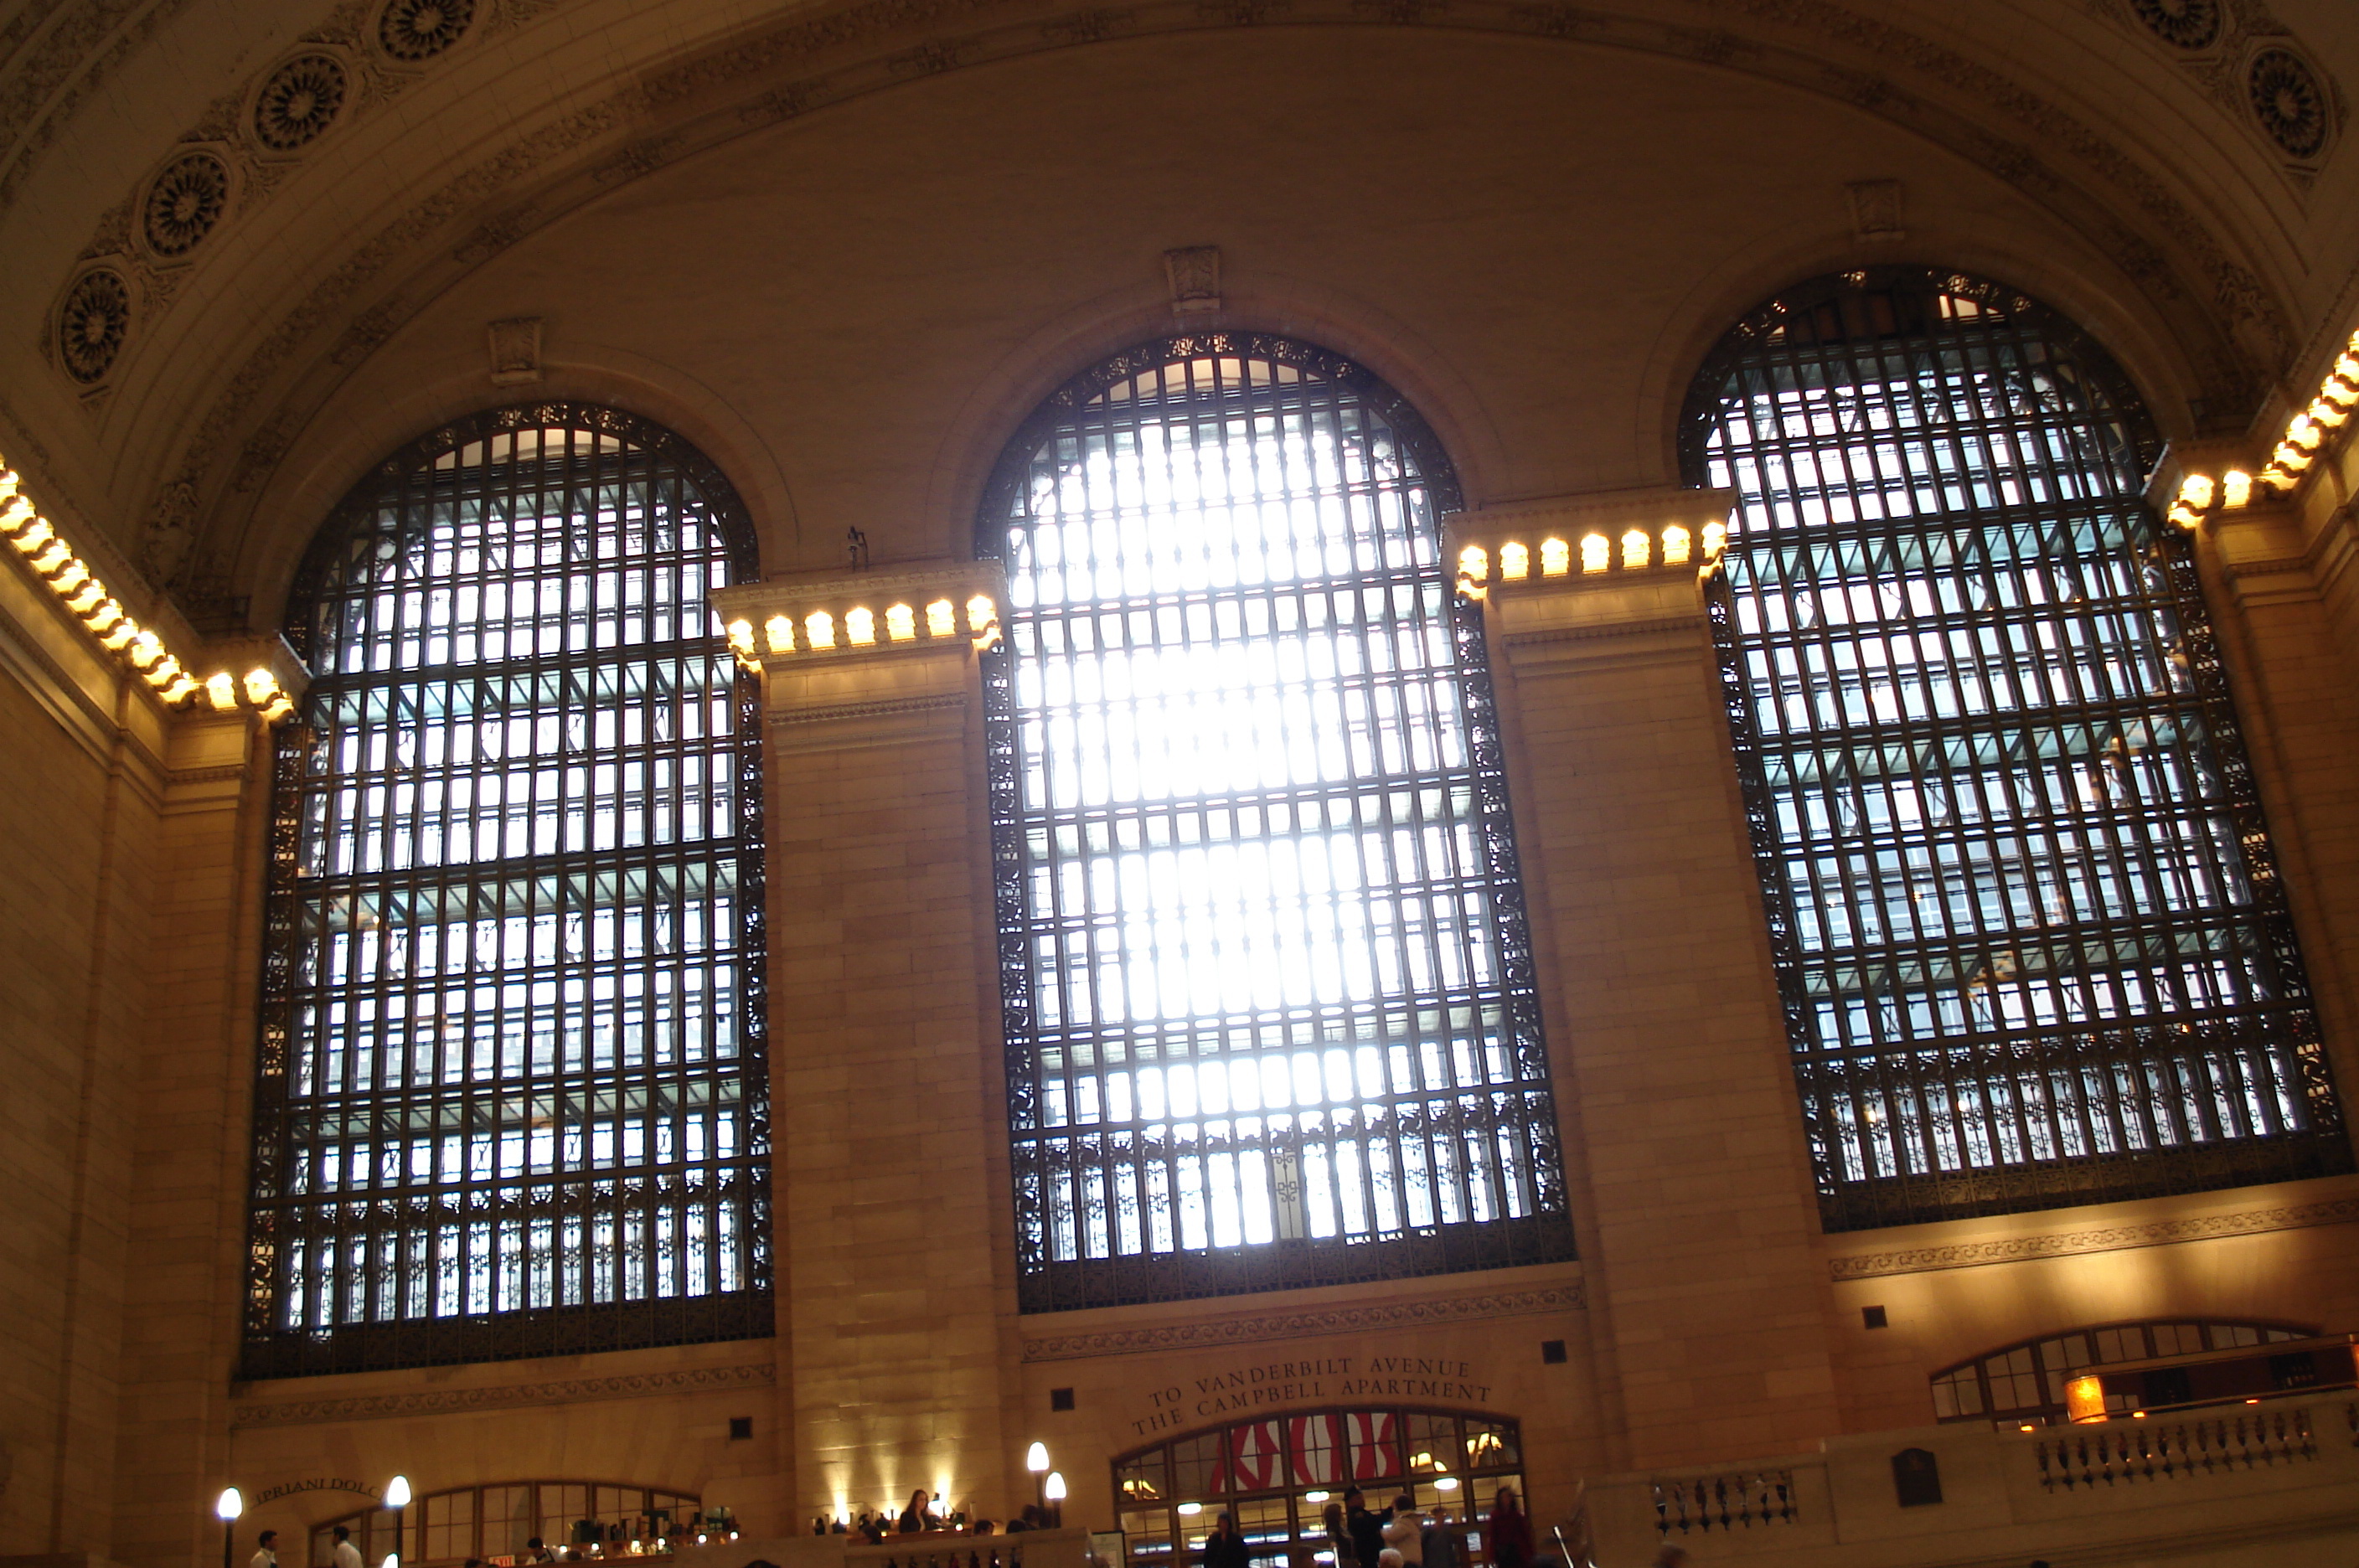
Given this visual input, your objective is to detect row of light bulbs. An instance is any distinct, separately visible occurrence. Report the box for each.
[0,462,295,721]
[725,594,1002,666]
[1453,520,1730,601]
[2168,330,2359,528]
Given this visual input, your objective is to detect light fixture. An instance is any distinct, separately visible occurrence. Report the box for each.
[1027,1443,1050,1473]
[216,1488,245,1568]
[1303,1492,1329,1504]
[385,1477,411,1509]
[1177,1504,1202,1518]
[1045,1473,1066,1502]
[1433,1478,1459,1493]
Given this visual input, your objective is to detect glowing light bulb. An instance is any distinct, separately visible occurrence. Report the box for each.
[806,610,836,650]
[244,668,279,706]
[726,619,756,657]
[205,673,238,709]
[886,603,916,640]
[1620,528,1652,569]
[216,1488,245,1522]
[1661,524,1691,565]
[846,606,876,646]
[1497,541,1528,580]
[385,1475,411,1509]
[2222,470,2253,508]
[1026,1443,1050,1474]
[927,600,956,637]
[1457,545,1488,581]
[764,614,793,653]
[1539,537,1570,576]
[2176,473,2214,511]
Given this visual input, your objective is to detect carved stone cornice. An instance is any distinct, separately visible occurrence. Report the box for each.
[229,1359,778,1427]
[111,0,2297,605]
[1019,1282,1584,1361]
[1825,1195,2359,1280]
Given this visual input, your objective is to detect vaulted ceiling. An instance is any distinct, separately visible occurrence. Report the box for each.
[2,0,2354,629]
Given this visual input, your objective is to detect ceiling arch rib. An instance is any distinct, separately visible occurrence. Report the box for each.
[8,0,2315,622]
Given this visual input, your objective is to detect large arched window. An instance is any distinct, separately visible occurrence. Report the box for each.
[1684,268,2351,1230]
[1929,1318,2314,1429]
[244,406,771,1376]
[982,334,1573,1311]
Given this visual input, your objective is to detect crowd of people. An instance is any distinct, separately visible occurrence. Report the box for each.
[1196,1483,1532,1568]
[814,1489,1066,1542]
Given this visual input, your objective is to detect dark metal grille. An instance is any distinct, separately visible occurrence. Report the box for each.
[245,405,772,1376]
[981,334,1574,1313]
[1683,268,2351,1231]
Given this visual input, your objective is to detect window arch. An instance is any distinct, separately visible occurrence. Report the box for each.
[1929,1318,2316,1428]
[981,333,1575,1312]
[310,1480,707,1568]
[1112,1407,1526,1568]
[1683,267,2351,1230]
[244,405,771,1377]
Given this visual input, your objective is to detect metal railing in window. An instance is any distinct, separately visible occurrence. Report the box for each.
[1681,267,2351,1230]
[244,405,772,1377]
[980,335,1574,1311]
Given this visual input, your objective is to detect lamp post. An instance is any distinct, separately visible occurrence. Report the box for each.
[1025,1444,1050,1515]
[216,1487,245,1568]
[1043,1473,1065,1529]
[384,1474,412,1568]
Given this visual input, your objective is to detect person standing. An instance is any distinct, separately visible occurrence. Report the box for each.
[1201,1512,1251,1568]
[250,1531,279,1568]
[1321,1501,1355,1568]
[1422,1505,1459,1568]
[332,1526,364,1568]
[1381,1496,1423,1568]
[1345,1488,1387,1568]
[1484,1488,1531,1568]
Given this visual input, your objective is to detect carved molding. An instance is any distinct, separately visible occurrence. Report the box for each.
[1500,612,1711,646]
[1020,1282,1584,1361]
[1826,1195,2359,1280]
[229,1359,777,1427]
[117,0,2297,590]
[767,691,970,727]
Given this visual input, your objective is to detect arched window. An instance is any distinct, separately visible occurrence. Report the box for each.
[244,406,771,1377]
[1930,1318,2315,1428]
[1112,1407,1525,1568]
[310,1480,708,1567]
[981,334,1573,1311]
[1684,268,2351,1230]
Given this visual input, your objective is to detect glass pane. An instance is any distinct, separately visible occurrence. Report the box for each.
[988,341,1573,1309]
[1691,270,2347,1231]
[245,411,772,1376]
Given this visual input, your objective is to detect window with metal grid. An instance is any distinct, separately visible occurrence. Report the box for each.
[1684,268,2351,1230]
[981,334,1574,1312]
[244,406,772,1376]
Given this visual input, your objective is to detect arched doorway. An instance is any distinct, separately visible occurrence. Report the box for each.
[1112,1407,1525,1568]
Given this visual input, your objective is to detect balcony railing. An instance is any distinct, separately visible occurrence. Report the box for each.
[1575,1393,2359,1565]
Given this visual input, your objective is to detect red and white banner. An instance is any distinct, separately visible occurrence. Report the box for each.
[1288,1414,1343,1485]
[1346,1410,1400,1481]
[1225,1420,1288,1491]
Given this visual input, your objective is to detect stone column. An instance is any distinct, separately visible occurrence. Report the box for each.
[111,699,280,1568]
[1447,492,1842,1470]
[710,565,1014,1528]
[2149,441,2359,1150]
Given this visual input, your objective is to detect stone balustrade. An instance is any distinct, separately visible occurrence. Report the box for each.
[1574,1393,2359,1566]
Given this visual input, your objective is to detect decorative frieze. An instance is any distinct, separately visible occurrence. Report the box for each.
[230,1360,777,1428]
[1020,1283,1585,1362]
[1826,1195,2359,1280]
